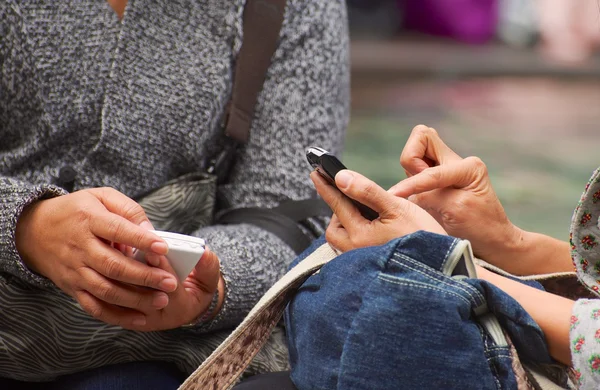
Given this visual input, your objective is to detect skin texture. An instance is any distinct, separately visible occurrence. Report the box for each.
[311,124,576,366]
[389,125,573,276]
[15,187,223,331]
[107,0,127,19]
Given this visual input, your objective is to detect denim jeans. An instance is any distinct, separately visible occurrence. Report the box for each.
[285,232,553,390]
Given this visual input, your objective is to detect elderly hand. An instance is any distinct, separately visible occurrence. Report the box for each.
[130,248,224,331]
[389,125,522,267]
[311,170,445,252]
[15,187,179,329]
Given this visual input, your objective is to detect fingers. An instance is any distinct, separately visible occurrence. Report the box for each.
[389,157,487,198]
[76,267,170,311]
[87,242,178,293]
[333,170,399,218]
[74,290,148,329]
[400,125,461,176]
[88,187,151,226]
[325,217,350,252]
[89,210,168,255]
[311,171,362,231]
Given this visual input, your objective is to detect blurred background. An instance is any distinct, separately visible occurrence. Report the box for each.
[343,0,600,239]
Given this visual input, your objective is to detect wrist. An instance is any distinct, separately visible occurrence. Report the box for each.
[183,274,225,328]
[15,201,43,274]
[201,273,225,322]
[485,227,573,276]
[474,223,524,267]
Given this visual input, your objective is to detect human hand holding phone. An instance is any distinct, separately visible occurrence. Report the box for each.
[306,147,379,221]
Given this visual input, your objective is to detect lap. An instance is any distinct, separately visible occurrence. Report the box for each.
[0,363,295,390]
[0,361,185,390]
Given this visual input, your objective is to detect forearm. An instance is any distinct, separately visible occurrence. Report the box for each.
[477,266,574,365]
[486,227,573,276]
[0,176,66,286]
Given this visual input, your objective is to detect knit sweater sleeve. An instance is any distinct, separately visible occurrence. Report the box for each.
[193,0,349,330]
[0,177,67,287]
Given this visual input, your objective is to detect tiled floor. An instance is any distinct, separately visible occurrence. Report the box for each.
[344,41,600,240]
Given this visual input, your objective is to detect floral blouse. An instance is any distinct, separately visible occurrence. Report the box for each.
[569,167,600,389]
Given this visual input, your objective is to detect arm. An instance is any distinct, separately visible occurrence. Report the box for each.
[479,267,600,389]
[493,229,573,276]
[312,170,578,369]
[0,176,66,287]
[477,266,574,366]
[195,0,349,330]
[391,126,573,277]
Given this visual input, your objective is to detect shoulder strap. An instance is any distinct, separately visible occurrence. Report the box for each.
[214,0,332,254]
[215,198,332,255]
[216,207,313,255]
[224,0,287,143]
[208,0,287,182]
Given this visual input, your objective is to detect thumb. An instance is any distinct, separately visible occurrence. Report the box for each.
[191,249,220,293]
[335,170,397,217]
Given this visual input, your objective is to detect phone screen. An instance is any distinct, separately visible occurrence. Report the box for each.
[306,147,379,221]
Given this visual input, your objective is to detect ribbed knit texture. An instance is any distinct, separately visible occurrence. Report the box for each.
[0,0,348,381]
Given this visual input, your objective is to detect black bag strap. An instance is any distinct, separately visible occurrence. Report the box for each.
[207,0,287,183]
[211,0,332,254]
[272,198,332,222]
[216,208,313,255]
[225,0,287,144]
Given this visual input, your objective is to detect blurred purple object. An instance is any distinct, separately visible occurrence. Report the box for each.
[401,0,498,44]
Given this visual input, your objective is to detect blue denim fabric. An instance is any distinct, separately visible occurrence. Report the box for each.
[285,231,553,390]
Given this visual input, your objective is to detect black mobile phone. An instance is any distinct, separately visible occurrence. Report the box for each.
[306,146,379,221]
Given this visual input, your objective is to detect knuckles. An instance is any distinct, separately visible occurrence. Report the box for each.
[78,296,104,320]
[412,124,438,138]
[121,201,146,223]
[94,279,118,302]
[73,204,93,225]
[465,156,488,176]
[357,180,376,201]
[401,125,439,167]
[102,254,125,280]
[422,167,442,184]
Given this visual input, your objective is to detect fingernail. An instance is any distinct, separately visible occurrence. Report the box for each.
[152,293,169,309]
[159,277,178,292]
[335,170,353,189]
[133,317,147,326]
[151,241,169,255]
[140,221,154,230]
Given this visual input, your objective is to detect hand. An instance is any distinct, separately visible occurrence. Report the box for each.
[311,170,445,252]
[389,125,522,266]
[15,187,180,328]
[134,249,224,331]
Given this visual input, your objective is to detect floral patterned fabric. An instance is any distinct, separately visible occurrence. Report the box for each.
[569,167,600,389]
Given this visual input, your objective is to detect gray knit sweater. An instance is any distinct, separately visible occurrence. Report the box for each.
[0,0,348,381]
